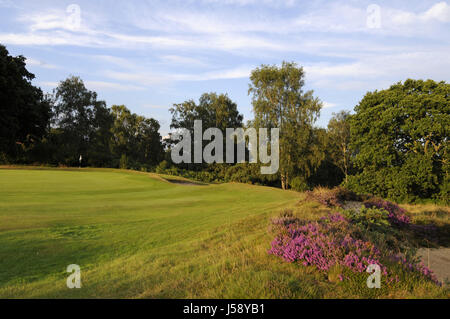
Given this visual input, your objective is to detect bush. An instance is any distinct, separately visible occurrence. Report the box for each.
[269,212,389,275]
[155,160,170,174]
[343,207,390,230]
[305,186,360,207]
[363,198,411,227]
[268,209,440,285]
[290,177,309,192]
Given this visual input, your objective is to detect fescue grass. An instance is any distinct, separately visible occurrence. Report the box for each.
[0,168,447,298]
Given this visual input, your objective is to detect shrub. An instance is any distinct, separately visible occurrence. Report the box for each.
[363,198,411,227]
[290,177,309,192]
[305,186,360,208]
[155,160,170,173]
[269,212,388,275]
[343,207,390,230]
[268,210,440,285]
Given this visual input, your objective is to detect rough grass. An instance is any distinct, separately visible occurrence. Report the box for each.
[0,168,447,298]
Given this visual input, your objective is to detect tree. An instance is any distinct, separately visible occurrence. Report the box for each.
[0,44,51,162]
[170,92,243,133]
[248,61,322,189]
[349,79,449,202]
[327,110,352,183]
[87,102,114,167]
[169,92,243,165]
[50,76,109,165]
[307,127,344,188]
[110,105,163,168]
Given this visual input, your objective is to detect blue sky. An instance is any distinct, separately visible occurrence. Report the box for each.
[1,0,449,135]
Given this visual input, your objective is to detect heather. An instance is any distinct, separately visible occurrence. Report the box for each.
[268,209,441,286]
[305,186,361,208]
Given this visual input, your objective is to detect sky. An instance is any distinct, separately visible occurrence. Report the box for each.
[1,0,449,136]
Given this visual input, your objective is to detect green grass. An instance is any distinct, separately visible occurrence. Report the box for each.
[0,168,447,298]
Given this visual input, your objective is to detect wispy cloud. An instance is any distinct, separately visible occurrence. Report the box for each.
[38,80,146,91]
[159,55,209,67]
[103,65,253,87]
[26,57,58,69]
[322,102,338,108]
[1,0,449,133]
[142,104,170,109]
[390,2,450,25]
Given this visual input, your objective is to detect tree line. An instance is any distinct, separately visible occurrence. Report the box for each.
[0,44,448,203]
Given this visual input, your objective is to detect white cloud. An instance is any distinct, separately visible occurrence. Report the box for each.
[84,81,146,91]
[422,1,450,22]
[0,32,106,46]
[175,66,253,81]
[3,2,449,52]
[2,1,449,99]
[322,102,338,108]
[103,70,169,86]
[103,65,252,87]
[305,50,450,91]
[26,58,58,69]
[388,2,450,29]
[37,80,146,92]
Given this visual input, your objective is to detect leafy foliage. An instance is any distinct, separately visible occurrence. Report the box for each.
[0,44,51,162]
[249,61,323,189]
[348,79,449,202]
[363,198,411,227]
[169,92,244,167]
[343,207,390,230]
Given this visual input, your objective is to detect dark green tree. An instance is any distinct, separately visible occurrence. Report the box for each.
[110,105,163,168]
[349,79,449,202]
[0,44,51,162]
[170,92,243,133]
[307,127,344,188]
[169,92,243,166]
[50,76,109,165]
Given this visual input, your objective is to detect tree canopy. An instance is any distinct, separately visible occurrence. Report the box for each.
[0,44,51,162]
[248,61,322,189]
[348,79,449,202]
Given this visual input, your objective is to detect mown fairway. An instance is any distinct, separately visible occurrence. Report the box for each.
[0,168,301,298]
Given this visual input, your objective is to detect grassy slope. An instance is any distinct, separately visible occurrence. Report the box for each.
[0,168,447,298]
[0,168,299,298]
